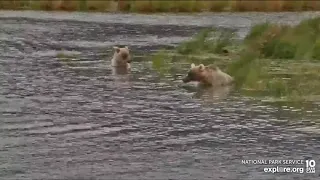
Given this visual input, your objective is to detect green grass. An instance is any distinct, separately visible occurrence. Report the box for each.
[244,18,320,60]
[176,28,237,55]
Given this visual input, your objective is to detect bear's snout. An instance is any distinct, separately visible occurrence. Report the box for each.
[182,76,191,83]
[122,53,128,60]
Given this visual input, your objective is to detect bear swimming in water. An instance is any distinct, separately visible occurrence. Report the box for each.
[182,63,233,87]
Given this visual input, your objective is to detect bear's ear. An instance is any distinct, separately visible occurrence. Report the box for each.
[113,46,120,53]
[124,46,129,50]
[199,64,205,71]
[191,63,196,68]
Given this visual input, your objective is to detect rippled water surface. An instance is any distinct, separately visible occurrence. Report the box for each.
[0,11,320,180]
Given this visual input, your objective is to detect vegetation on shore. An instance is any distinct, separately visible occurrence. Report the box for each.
[2,0,320,12]
[151,17,320,102]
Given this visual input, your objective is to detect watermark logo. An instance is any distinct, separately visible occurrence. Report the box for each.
[306,160,316,174]
[241,159,316,174]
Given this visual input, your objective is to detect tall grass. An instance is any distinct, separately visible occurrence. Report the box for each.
[228,17,320,96]
[176,28,236,55]
[244,17,320,60]
[1,0,320,12]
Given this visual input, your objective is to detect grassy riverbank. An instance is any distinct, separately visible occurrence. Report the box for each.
[151,17,320,102]
[1,0,320,12]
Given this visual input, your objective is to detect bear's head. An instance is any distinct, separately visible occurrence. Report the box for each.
[182,63,208,83]
[113,46,131,64]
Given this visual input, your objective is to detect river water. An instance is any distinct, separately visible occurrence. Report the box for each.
[0,10,319,180]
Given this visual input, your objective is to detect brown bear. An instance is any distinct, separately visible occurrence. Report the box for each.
[111,46,131,69]
[182,63,234,87]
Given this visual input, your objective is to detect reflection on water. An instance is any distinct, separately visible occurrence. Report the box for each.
[112,66,131,75]
[192,85,233,103]
[0,11,319,180]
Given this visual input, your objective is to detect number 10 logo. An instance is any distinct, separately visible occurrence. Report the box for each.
[306,160,316,173]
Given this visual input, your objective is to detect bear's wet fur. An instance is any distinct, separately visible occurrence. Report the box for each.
[111,46,131,69]
[182,63,233,87]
